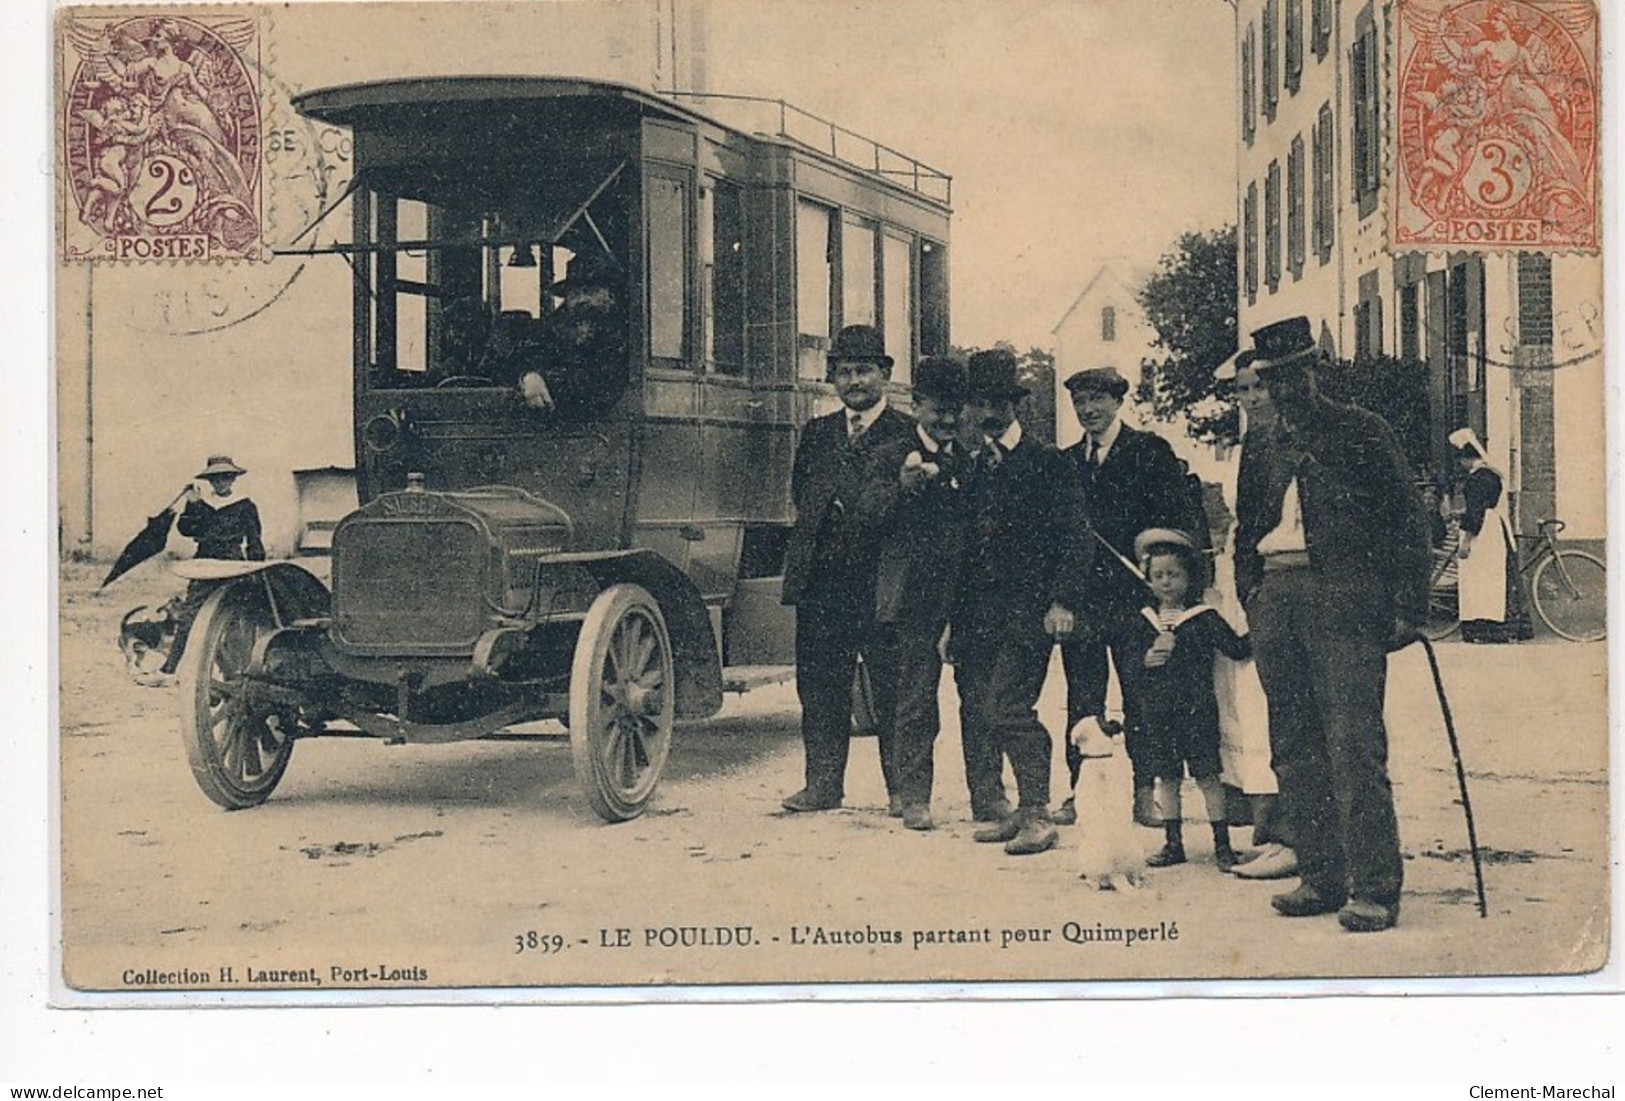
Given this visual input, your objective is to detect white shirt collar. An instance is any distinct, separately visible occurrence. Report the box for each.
[991,419,1023,452]
[844,396,889,434]
[1089,416,1123,460]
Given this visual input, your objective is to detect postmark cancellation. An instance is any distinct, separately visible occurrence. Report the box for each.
[1391,0,1599,253]
[59,10,265,262]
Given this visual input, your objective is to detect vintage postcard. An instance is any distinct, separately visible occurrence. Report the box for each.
[52,0,1609,999]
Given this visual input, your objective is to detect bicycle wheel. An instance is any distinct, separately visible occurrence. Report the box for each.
[1425,545,1460,641]
[1531,550,1607,642]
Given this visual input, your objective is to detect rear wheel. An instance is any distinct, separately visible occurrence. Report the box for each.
[177,583,294,809]
[568,584,675,821]
[1531,550,1606,642]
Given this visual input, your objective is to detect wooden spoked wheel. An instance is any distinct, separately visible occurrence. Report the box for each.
[177,583,294,809]
[568,584,675,822]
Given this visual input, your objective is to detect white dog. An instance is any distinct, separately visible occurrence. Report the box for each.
[1071,717,1146,891]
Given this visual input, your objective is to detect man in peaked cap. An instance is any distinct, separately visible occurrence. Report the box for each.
[1233,316,1430,933]
[950,349,1094,855]
[1057,365,1206,829]
[779,325,914,813]
[858,356,973,830]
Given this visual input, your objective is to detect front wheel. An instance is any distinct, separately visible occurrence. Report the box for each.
[1531,550,1607,642]
[568,584,675,821]
[177,583,294,809]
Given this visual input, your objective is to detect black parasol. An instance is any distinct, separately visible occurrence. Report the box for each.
[99,488,189,589]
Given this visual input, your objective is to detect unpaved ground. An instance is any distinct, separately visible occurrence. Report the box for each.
[59,560,1609,993]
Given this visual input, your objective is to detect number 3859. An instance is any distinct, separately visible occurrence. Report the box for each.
[515,931,566,954]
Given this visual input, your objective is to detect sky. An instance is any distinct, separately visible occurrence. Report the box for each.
[702,0,1238,348]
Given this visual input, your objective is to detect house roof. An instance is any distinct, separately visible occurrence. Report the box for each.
[1051,260,1155,335]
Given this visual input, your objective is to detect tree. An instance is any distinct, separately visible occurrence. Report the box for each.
[1135,226,1239,443]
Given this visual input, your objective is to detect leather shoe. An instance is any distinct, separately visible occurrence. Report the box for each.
[1232,844,1299,880]
[1146,843,1186,867]
[1004,814,1058,856]
[1270,883,1347,917]
[781,789,842,813]
[972,797,1014,823]
[1338,899,1399,933]
[902,805,934,831]
[1052,796,1077,826]
[974,816,1022,843]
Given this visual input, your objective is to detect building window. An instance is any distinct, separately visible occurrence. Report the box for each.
[1448,256,1487,433]
[1241,24,1257,146]
[1399,281,1421,362]
[1264,161,1281,293]
[1262,0,1280,121]
[1351,7,1380,218]
[1313,102,1336,263]
[1101,305,1117,342]
[1312,0,1331,59]
[1285,0,1304,94]
[1243,182,1259,305]
[1517,254,1554,346]
[1287,134,1306,279]
[1355,269,1383,361]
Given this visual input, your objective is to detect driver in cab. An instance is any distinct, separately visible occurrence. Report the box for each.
[515,251,629,419]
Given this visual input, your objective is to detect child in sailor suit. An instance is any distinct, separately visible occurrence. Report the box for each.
[1124,531,1251,871]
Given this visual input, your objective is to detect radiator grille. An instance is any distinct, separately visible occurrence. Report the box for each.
[332,519,486,651]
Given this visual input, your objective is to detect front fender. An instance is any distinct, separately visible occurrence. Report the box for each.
[174,560,331,627]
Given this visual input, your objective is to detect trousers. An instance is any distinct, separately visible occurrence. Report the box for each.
[1249,569,1403,906]
[877,619,947,809]
[954,629,1053,813]
[794,600,896,801]
[1061,623,1150,790]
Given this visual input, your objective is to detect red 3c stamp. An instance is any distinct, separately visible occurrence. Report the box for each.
[59,11,264,262]
[1392,0,1599,253]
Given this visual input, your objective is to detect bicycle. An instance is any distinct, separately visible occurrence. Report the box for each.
[1426,517,1606,642]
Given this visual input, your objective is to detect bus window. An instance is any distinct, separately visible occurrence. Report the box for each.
[842,218,877,328]
[704,180,746,375]
[919,238,949,357]
[882,231,913,383]
[796,199,834,379]
[648,175,689,364]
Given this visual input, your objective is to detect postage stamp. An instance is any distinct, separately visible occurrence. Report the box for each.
[1391,0,1600,252]
[60,10,265,261]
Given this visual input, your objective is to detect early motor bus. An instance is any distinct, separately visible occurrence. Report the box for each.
[175,77,952,821]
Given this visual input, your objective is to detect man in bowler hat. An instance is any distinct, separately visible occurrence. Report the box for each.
[859,357,973,830]
[952,349,1094,854]
[1234,316,1430,932]
[780,325,915,812]
[1058,365,1204,826]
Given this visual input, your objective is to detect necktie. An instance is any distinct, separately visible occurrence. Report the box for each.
[848,412,865,440]
[1086,438,1100,467]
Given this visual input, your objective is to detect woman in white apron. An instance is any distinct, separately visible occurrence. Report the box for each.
[1450,427,1528,643]
[1211,353,1296,878]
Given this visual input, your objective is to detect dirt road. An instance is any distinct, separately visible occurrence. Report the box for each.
[59,561,1609,994]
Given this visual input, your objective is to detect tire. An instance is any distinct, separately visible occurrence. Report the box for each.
[1531,550,1607,643]
[177,583,295,809]
[568,584,675,822]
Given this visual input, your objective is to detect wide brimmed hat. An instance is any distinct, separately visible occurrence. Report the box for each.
[1213,347,1256,382]
[913,356,967,403]
[826,324,894,368]
[1133,526,1200,560]
[554,250,622,294]
[196,455,246,479]
[1250,316,1319,373]
[965,348,1028,400]
[1063,365,1130,398]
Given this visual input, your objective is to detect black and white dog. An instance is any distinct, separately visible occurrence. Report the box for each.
[118,599,180,677]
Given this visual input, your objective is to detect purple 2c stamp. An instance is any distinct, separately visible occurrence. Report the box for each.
[61,12,264,262]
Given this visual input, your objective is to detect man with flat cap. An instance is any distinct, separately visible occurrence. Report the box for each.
[859,356,974,830]
[952,349,1094,855]
[1234,316,1430,932]
[1059,365,1203,826]
[780,324,914,813]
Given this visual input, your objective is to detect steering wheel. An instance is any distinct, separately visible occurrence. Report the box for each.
[435,375,501,389]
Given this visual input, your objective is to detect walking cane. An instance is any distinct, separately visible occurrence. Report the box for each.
[1409,634,1489,918]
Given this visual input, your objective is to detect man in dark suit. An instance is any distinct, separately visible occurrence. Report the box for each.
[780,325,914,812]
[1058,366,1202,825]
[1234,316,1430,933]
[860,357,972,831]
[952,349,1094,855]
